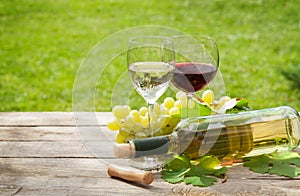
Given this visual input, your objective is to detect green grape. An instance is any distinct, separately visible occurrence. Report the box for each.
[115,129,129,143]
[112,105,131,120]
[187,98,195,108]
[169,107,180,115]
[202,89,214,104]
[123,105,131,112]
[163,97,175,109]
[157,117,167,129]
[161,115,181,135]
[176,91,186,100]
[159,105,169,115]
[150,121,160,135]
[135,132,147,138]
[219,96,231,104]
[139,107,148,116]
[174,100,182,109]
[213,96,232,111]
[115,133,125,143]
[129,109,140,122]
[153,103,161,114]
[133,122,143,133]
[179,96,187,108]
[124,115,137,130]
[118,128,136,143]
[153,129,164,137]
[140,116,149,128]
[216,98,237,114]
[150,112,158,122]
[107,120,121,131]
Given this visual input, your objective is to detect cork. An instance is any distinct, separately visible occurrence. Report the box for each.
[113,143,132,158]
[107,165,154,185]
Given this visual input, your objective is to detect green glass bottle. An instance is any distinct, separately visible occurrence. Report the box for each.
[115,106,300,163]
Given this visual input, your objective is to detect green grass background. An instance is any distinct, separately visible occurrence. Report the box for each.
[1,0,299,111]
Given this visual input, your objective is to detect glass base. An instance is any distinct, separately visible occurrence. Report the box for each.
[128,156,165,171]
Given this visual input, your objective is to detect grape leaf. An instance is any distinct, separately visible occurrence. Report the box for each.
[243,151,300,178]
[184,176,216,186]
[226,98,250,113]
[162,155,227,187]
[162,168,188,184]
[215,167,228,177]
[187,156,223,176]
[235,98,250,110]
[162,154,191,183]
[163,154,191,172]
[198,104,213,116]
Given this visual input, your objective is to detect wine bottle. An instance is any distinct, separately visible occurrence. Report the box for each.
[114,106,300,161]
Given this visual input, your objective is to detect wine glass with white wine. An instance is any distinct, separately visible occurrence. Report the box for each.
[127,36,175,169]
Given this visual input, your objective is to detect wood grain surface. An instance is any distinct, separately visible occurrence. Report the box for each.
[0,112,299,195]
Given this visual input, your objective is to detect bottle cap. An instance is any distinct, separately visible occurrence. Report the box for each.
[114,136,170,158]
[132,136,170,157]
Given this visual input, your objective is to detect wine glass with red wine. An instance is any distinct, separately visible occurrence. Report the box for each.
[172,35,219,117]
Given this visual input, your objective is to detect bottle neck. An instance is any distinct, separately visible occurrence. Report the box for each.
[130,135,171,158]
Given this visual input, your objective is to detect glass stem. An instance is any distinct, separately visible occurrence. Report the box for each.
[184,93,193,118]
[147,102,155,137]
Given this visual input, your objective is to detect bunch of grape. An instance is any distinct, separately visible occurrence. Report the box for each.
[107,90,234,143]
[107,91,195,143]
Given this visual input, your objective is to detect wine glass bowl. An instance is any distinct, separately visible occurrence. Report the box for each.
[171,35,219,117]
[127,36,175,106]
[128,62,174,105]
[172,62,218,93]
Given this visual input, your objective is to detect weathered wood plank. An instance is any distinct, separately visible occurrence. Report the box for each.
[1,158,299,196]
[0,179,174,196]
[0,158,174,196]
[0,125,117,158]
[0,141,116,158]
[0,126,116,141]
[0,127,78,141]
[0,112,114,126]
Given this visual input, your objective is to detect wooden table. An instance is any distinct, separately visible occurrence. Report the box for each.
[1,112,300,195]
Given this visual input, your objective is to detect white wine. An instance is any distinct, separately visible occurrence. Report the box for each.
[114,106,300,161]
[128,62,174,104]
[177,118,297,160]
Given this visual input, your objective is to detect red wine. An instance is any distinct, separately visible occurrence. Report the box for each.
[172,62,217,92]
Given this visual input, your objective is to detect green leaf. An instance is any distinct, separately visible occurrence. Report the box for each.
[198,155,221,170]
[235,98,249,109]
[271,151,300,160]
[161,169,187,184]
[243,154,270,173]
[188,156,221,176]
[162,155,227,187]
[226,98,251,114]
[164,154,191,172]
[184,176,217,187]
[243,151,300,178]
[215,167,228,177]
[269,160,300,177]
[162,154,191,184]
[198,104,213,116]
